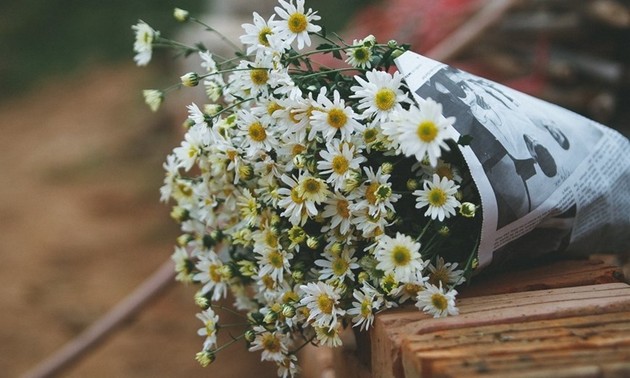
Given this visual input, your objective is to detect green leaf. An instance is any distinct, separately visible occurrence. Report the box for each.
[316,43,334,51]
[332,50,342,60]
[458,135,474,146]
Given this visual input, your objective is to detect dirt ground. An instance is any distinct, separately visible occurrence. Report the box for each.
[0,64,279,377]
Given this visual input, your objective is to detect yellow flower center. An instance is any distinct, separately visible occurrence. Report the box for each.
[258,27,273,46]
[250,68,269,86]
[365,182,379,205]
[431,293,448,311]
[283,290,299,303]
[360,300,372,317]
[288,13,308,33]
[302,177,321,195]
[289,110,301,124]
[435,165,454,180]
[248,122,267,142]
[375,88,396,111]
[336,199,350,219]
[327,108,347,129]
[205,321,216,336]
[226,150,238,161]
[404,283,422,297]
[429,268,450,286]
[417,120,438,143]
[292,144,306,156]
[363,128,377,143]
[352,47,370,63]
[261,274,276,289]
[187,145,200,159]
[267,101,282,116]
[317,293,334,314]
[209,264,222,282]
[391,245,411,266]
[428,188,447,207]
[290,187,304,204]
[265,231,278,248]
[332,257,349,276]
[331,155,349,175]
[261,333,282,353]
[268,250,284,268]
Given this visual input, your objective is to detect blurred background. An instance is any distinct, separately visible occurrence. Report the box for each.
[1,0,628,377]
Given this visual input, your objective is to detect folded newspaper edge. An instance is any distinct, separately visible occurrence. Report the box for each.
[395,51,630,269]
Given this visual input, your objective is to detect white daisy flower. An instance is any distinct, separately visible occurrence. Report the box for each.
[413,174,461,221]
[277,354,299,378]
[321,191,355,235]
[428,256,466,287]
[142,89,163,112]
[132,20,158,66]
[351,207,389,238]
[351,69,408,122]
[345,36,375,69]
[187,103,207,126]
[395,98,457,167]
[249,326,290,362]
[273,96,311,143]
[236,188,259,226]
[272,0,321,50]
[347,283,383,331]
[173,123,211,171]
[415,282,459,318]
[374,232,425,283]
[300,281,346,331]
[231,55,275,98]
[314,248,359,282]
[309,88,364,142]
[414,159,463,183]
[236,110,278,157]
[193,253,228,301]
[196,307,219,350]
[317,140,365,191]
[314,325,343,347]
[256,247,293,283]
[297,174,330,212]
[277,173,314,226]
[352,166,400,218]
[240,12,276,55]
[390,271,428,304]
[160,154,179,203]
[171,246,193,283]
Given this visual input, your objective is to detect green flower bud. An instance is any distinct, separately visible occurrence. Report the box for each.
[459,202,477,218]
[244,329,256,343]
[195,350,215,367]
[180,72,200,87]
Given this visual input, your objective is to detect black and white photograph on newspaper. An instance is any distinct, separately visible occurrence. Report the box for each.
[415,64,604,229]
[396,51,629,268]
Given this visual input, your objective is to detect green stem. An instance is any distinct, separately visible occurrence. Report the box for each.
[211,97,256,119]
[210,304,248,319]
[297,67,365,81]
[291,335,317,354]
[191,17,244,53]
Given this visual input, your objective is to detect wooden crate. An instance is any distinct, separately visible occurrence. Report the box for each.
[329,258,629,378]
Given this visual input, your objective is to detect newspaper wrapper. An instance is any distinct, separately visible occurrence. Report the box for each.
[395,51,630,269]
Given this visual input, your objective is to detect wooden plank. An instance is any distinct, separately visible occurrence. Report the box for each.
[370,259,625,378]
[373,283,630,378]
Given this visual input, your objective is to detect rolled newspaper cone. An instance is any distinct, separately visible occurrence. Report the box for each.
[396,51,630,269]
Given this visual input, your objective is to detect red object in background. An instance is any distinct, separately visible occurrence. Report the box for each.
[339,0,551,97]
[346,0,481,53]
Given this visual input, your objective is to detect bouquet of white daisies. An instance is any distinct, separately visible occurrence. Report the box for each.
[133,1,481,375]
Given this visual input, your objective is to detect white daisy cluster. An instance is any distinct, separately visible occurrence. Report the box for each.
[133,1,482,376]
